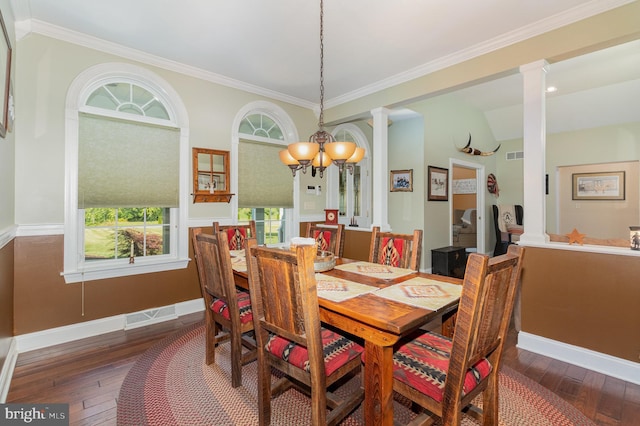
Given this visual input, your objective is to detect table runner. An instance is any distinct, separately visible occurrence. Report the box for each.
[334,261,416,280]
[315,273,378,302]
[374,276,462,311]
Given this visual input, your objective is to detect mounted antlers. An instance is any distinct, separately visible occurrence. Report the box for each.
[458,133,500,156]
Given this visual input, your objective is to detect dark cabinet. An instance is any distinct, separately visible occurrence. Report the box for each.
[431,246,467,278]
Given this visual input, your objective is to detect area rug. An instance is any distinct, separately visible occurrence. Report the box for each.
[117,322,596,425]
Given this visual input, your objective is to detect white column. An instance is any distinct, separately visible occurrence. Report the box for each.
[325,164,339,210]
[519,60,550,245]
[370,107,391,231]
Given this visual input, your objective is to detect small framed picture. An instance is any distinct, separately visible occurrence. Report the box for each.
[572,171,625,200]
[427,166,448,201]
[390,169,413,192]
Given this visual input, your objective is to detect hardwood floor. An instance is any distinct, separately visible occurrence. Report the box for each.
[6,311,640,425]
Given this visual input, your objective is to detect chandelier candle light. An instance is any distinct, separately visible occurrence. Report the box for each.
[279,0,365,178]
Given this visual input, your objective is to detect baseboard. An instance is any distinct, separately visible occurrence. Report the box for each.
[518,331,640,385]
[0,338,18,402]
[15,298,205,353]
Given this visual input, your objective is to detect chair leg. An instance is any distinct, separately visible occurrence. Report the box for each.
[205,317,217,365]
[442,401,462,426]
[257,355,272,426]
[230,329,242,388]
[482,375,499,426]
[310,383,327,426]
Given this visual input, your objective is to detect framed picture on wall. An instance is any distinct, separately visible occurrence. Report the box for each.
[390,169,413,192]
[427,166,448,201]
[572,171,625,200]
[0,10,12,139]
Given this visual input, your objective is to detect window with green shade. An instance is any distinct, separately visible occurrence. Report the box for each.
[238,112,291,244]
[64,65,189,283]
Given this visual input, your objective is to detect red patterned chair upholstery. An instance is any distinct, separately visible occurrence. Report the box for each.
[305,222,345,257]
[369,226,423,271]
[212,220,257,250]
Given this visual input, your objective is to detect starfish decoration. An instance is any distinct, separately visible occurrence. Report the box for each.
[566,228,586,245]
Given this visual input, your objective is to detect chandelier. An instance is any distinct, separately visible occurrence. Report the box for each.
[279,0,365,178]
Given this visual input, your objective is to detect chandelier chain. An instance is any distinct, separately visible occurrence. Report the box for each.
[280,0,363,178]
[318,0,325,130]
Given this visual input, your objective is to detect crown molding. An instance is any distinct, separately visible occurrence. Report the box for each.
[21,19,316,110]
[327,0,635,108]
[15,0,633,111]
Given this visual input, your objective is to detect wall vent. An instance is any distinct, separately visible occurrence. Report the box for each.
[125,306,177,330]
[506,151,524,160]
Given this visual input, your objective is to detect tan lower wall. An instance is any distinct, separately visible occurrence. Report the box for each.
[0,240,14,370]
[16,229,637,364]
[521,246,640,363]
[13,230,205,335]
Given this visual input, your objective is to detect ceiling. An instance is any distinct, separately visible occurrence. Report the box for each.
[12,0,640,139]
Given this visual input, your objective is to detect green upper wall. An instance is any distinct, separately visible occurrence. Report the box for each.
[14,33,320,225]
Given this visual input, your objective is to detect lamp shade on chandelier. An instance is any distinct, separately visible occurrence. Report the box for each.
[279,0,365,178]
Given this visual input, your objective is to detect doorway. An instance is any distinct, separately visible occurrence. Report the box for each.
[449,159,485,254]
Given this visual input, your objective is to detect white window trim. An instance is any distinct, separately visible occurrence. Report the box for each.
[327,124,371,228]
[63,63,190,283]
[231,101,300,239]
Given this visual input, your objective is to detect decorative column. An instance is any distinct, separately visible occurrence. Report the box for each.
[519,60,550,245]
[370,107,391,231]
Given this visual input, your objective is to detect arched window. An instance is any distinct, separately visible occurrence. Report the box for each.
[232,102,299,244]
[238,113,284,141]
[329,124,371,228]
[63,63,189,283]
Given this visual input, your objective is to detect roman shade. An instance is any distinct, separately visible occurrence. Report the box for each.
[78,113,180,208]
[238,140,293,208]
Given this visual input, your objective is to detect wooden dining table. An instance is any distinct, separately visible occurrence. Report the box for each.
[232,255,462,426]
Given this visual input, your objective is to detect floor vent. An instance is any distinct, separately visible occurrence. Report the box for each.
[125,306,177,330]
[506,151,524,160]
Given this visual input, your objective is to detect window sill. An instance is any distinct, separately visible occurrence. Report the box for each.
[62,257,191,283]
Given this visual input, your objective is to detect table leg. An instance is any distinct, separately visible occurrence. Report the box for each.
[363,341,395,426]
[441,311,457,338]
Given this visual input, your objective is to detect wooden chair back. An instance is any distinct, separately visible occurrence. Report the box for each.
[193,228,233,303]
[245,239,364,425]
[248,242,319,348]
[369,226,423,271]
[393,244,525,425]
[192,227,256,387]
[213,220,257,250]
[305,223,345,257]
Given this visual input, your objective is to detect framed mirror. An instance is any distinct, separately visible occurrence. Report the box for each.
[192,148,233,203]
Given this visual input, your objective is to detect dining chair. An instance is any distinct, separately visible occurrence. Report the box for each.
[212,220,257,250]
[192,228,257,388]
[369,226,423,271]
[392,244,525,426]
[245,239,365,425]
[305,222,345,257]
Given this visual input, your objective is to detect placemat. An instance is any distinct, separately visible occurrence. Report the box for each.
[374,276,462,311]
[334,261,416,280]
[315,273,378,302]
[229,250,247,272]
